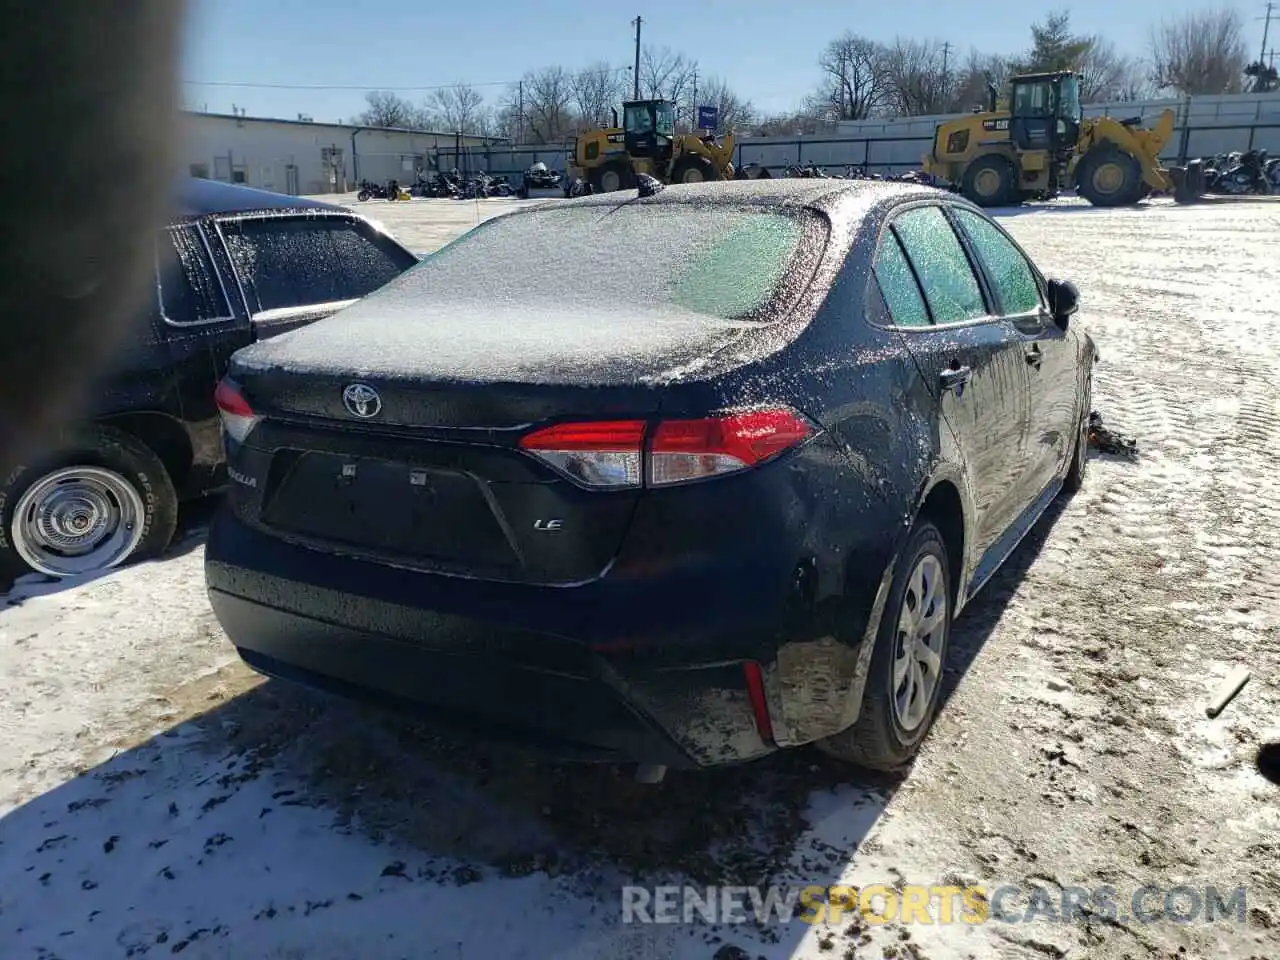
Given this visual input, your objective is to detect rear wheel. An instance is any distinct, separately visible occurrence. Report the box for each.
[589,160,635,193]
[1076,146,1144,207]
[961,155,1017,207]
[670,154,719,184]
[1063,366,1093,493]
[356,189,370,202]
[817,520,952,772]
[0,426,178,579]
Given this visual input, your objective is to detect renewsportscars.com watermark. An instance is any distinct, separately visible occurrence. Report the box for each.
[621,884,1249,926]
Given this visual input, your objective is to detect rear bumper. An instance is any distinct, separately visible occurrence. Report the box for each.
[205,508,788,768]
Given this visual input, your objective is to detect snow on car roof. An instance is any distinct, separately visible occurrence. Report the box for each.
[172,178,338,218]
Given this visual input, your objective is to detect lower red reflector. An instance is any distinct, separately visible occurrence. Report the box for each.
[742,660,775,743]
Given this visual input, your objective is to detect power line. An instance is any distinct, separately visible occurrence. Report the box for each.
[181,66,633,93]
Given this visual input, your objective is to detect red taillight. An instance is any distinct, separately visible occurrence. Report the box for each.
[517,408,816,489]
[518,420,647,489]
[649,409,816,485]
[214,378,260,443]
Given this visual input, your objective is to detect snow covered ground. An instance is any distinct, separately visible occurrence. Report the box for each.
[2,196,1279,960]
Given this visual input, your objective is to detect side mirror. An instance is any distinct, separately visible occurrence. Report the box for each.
[1047,278,1079,328]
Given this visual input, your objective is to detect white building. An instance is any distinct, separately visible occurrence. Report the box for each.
[180,112,502,195]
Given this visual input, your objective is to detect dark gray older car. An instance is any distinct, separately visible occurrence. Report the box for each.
[0,179,418,580]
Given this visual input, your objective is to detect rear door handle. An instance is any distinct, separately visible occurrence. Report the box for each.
[939,365,972,392]
[1025,344,1043,368]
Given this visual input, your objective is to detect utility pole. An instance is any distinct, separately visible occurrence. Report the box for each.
[940,41,952,110]
[632,16,642,100]
[1262,2,1275,67]
[690,67,698,132]
[517,80,524,145]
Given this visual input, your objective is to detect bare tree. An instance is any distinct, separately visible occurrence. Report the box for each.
[359,90,418,129]
[1076,37,1130,103]
[571,62,626,131]
[883,39,952,116]
[949,50,1011,113]
[753,111,833,137]
[695,76,755,131]
[519,66,577,143]
[1113,58,1160,102]
[814,33,890,121]
[1149,8,1247,95]
[640,45,698,104]
[422,83,490,134]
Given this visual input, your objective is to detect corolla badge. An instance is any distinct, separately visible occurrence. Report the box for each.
[342,382,382,419]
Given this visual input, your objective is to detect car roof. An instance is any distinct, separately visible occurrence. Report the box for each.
[172,178,341,218]
[532,178,949,216]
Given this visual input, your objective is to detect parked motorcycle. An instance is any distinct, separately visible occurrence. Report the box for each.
[1204,149,1271,195]
[356,179,389,201]
[520,162,563,199]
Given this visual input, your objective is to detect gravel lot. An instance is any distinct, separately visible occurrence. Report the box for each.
[1,194,1277,960]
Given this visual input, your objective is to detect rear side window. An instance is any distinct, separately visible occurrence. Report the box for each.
[871,232,930,327]
[953,208,1042,315]
[892,207,987,325]
[221,216,417,315]
[156,225,231,325]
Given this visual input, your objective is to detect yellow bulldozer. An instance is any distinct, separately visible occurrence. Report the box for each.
[922,70,1178,207]
[569,99,738,193]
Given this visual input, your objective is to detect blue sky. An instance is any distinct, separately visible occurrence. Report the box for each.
[182,0,1261,122]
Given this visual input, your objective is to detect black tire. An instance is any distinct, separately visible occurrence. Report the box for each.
[588,160,635,194]
[1063,365,1093,494]
[357,190,370,202]
[1076,146,1144,207]
[0,425,178,579]
[817,520,952,772]
[670,154,719,184]
[961,155,1017,207]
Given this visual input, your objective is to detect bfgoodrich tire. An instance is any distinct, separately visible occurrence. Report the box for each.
[817,520,952,772]
[0,425,178,579]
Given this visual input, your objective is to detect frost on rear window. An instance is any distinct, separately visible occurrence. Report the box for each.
[156,226,229,324]
[221,216,416,314]
[417,204,816,320]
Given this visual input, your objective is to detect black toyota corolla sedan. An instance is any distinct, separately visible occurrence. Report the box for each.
[204,179,1095,778]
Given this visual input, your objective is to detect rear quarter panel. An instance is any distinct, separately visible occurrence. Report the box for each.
[696,196,975,744]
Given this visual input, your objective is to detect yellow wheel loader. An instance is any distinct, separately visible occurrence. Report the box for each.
[923,71,1178,208]
[569,99,738,193]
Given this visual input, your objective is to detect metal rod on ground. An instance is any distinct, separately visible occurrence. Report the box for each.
[1205,666,1251,719]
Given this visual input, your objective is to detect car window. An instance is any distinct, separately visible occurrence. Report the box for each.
[953,208,1043,316]
[389,204,824,321]
[892,206,987,325]
[220,216,417,315]
[871,231,931,327]
[156,225,231,325]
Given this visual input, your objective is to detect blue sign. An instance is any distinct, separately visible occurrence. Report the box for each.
[697,105,718,131]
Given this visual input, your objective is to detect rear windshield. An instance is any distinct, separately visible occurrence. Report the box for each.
[413,203,825,321]
[221,215,418,314]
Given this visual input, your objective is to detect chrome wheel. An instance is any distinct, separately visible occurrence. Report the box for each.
[891,553,947,732]
[10,466,146,577]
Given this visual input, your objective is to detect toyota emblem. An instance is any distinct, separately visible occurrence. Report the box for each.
[342,383,382,419]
